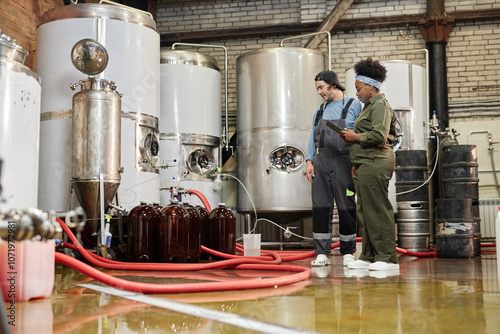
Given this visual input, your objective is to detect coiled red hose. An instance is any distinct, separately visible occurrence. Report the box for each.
[55,217,312,294]
[55,252,311,294]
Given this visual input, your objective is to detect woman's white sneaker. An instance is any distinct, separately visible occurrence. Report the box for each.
[368,261,400,271]
[347,259,371,269]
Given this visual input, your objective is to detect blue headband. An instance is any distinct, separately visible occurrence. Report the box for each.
[355,74,382,90]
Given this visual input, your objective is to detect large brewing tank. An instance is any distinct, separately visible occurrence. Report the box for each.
[36,3,160,213]
[0,30,41,210]
[159,50,222,208]
[236,47,326,213]
[345,60,428,210]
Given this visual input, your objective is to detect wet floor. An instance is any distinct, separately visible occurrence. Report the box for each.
[6,246,500,334]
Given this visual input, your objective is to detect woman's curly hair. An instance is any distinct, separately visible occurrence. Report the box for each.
[354,57,387,83]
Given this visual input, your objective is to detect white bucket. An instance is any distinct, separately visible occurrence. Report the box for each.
[243,234,261,257]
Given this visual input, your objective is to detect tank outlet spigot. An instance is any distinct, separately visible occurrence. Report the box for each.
[213,168,222,191]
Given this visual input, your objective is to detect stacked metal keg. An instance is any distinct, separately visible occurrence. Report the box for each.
[395,150,430,252]
[435,145,480,257]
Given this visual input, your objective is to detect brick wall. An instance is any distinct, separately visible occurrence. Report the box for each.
[0,0,63,70]
[0,0,155,71]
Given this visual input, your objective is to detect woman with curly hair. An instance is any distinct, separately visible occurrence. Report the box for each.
[340,58,399,272]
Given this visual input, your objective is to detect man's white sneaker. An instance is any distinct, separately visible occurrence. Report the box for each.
[311,254,331,267]
[343,254,355,266]
[368,261,400,271]
[347,259,371,269]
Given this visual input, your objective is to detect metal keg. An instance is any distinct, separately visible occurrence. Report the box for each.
[435,198,474,258]
[440,145,479,199]
[397,201,430,252]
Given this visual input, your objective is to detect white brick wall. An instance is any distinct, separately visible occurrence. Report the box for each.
[157,0,500,119]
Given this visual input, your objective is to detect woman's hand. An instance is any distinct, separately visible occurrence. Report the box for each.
[340,129,360,143]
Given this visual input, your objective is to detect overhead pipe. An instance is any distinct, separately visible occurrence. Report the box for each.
[171,42,229,154]
[280,31,331,70]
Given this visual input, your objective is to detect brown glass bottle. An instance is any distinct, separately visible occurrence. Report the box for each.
[159,202,189,263]
[196,205,211,259]
[184,203,201,263]
[127,203,161,262]
[209,203,236,255]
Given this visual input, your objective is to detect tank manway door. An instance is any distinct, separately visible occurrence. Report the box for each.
[69,38,122,233]
[268,145,305,173]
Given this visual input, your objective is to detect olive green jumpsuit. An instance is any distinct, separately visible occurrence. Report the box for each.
[350,94,398,263]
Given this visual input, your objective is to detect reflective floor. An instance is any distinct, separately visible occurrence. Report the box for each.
[6,245,500,334]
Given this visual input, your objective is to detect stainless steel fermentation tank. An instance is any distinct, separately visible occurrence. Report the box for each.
[0,30,41,211]
[36,3,160,213]
[236,47,327,213]
[71,77,122,231]
[159,49,222,208]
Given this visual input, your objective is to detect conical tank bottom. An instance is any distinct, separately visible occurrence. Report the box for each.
[72,180,120,234]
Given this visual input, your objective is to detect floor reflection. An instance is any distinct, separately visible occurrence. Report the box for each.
[4,251,500,333]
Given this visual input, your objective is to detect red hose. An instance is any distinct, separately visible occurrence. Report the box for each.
[396,247,437,257]
[56,217,313,294]
[56,212,438,297]
[55,252,311,294]
[187,189,212,212]
[57,217,286,271]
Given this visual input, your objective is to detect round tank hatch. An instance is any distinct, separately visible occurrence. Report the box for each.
[186,148,216,176]
[71,38,109,76]
[268,145,305,172]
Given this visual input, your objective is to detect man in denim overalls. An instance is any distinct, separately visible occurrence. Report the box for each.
[306,71,362,267]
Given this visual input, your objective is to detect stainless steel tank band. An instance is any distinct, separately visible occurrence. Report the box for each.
[41,110,160,124]
[122,111,159,128]
[38,3,158,32]
[160,133,221,147]
[41,110,72,122]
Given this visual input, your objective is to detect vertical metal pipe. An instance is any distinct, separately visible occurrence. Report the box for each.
[427,41,449,129]
[427,0,445,18]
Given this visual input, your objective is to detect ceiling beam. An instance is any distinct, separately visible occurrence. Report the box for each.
[160,9,500,47]
[304,0,355,49]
